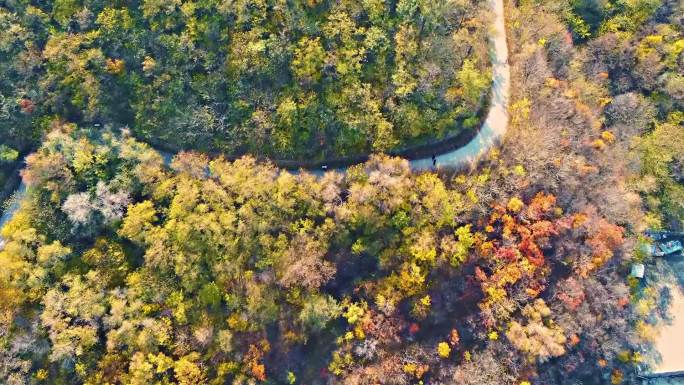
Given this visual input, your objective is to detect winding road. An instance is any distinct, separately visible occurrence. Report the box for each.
[0,0,510,239]
[411,0,510,171]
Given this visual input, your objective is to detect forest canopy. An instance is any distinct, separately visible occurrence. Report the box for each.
[0,0,491,159]
[0,126,637,385]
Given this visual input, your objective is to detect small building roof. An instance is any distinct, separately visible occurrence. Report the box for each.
[631,263,645,279]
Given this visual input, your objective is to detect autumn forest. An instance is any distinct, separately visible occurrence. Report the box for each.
[0,1,683,385]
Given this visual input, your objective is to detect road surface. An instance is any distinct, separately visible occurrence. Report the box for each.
[411,0,509,171]
[649,252,684,376]
[652,285,684,373]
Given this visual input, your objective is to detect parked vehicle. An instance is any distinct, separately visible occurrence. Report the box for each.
[645,240,683,257]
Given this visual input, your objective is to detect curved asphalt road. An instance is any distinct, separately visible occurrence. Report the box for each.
[0,0,509,240]
[411,0,509,171]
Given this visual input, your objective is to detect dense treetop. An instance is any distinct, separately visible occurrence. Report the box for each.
[0,0,491,159]
[0,126,638,385]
